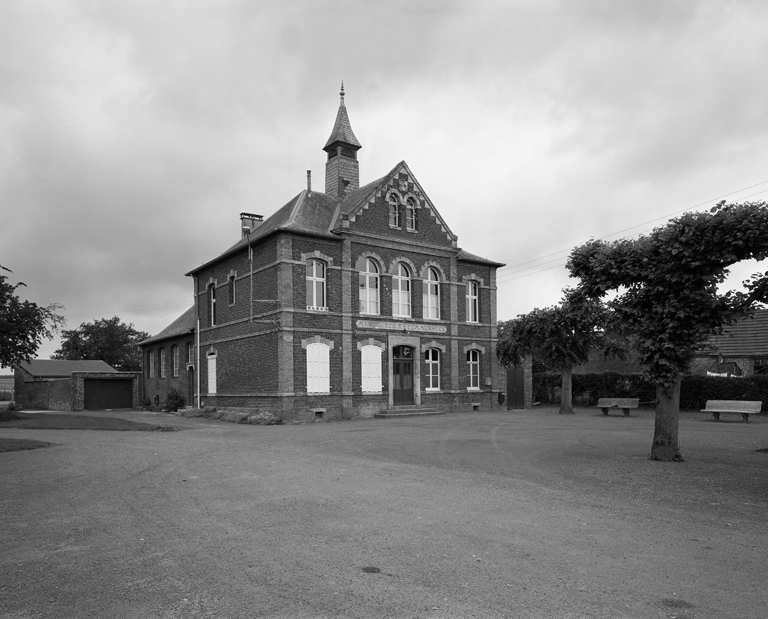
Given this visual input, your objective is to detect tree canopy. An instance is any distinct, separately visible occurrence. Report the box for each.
[0,265,65,368]
[51,316,149,372]
[567,200,768,460]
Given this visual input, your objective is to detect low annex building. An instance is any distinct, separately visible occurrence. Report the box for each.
[150,86,510,421]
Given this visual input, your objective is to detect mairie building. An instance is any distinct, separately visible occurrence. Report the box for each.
[143,86,509,421]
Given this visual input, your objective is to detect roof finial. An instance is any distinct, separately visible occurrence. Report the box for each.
[340,81,345,100]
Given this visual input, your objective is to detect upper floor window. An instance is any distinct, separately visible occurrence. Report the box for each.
[466,281,479,323]
[306,259,326,310]
[359,258,380,315]
[159,348,167,379]
[392,262,411,318]
[147,350,154,379]
[306,343,330,394]
[389,194,401,228]
[172,345,180,377]
[405,198,417,231]
[423,267,440,320]
[186,342,193,364]
[425,348,440,390]
[228,275,236,305]
[208,284,217,327]
[467,349,480,390]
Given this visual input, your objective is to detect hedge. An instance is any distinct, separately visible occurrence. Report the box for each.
[533,372,768,410]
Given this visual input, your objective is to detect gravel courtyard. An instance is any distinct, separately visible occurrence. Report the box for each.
[1,407,766,619]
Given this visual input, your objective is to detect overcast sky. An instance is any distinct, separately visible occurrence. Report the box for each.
[2,0,767,364]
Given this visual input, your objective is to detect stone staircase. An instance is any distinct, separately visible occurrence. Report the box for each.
[374,405,445,419]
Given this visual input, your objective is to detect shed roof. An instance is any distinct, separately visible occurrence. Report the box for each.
[140,306,196,346]
[18,359,116,377]
[705,309,768,357]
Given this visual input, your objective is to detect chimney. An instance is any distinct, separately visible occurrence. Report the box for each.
[240,212,264,238]
[307,170,312,192]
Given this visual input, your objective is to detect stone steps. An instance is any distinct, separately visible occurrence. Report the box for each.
[374,406,445,419]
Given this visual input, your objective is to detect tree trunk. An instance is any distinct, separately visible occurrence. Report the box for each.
[651,377,684,461]
[559,366,574,414]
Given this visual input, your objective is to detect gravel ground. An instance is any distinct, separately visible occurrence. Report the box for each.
[1,406,767,619]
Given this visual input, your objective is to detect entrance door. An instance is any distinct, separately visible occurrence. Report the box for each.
[506,366,525,409]
[187,367,194,408]
[392,345,414,405]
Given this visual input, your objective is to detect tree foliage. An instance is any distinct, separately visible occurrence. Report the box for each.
[0,265,65,368]
[51,316,149,372]
[567,201,768,460]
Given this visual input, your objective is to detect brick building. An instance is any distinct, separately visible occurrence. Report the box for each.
[172,86,506,421]
[690,308,768,376]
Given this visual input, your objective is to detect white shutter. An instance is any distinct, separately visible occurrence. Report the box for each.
[207,354,217,394]
[306,343,330,393]
[361,345,382,393]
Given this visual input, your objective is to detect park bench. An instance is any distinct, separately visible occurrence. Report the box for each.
[701,400,762,423]
[596,398,639,417]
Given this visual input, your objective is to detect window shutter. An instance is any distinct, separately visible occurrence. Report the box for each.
[207,355,217,394]
[307,343,330,393]
[361,345,382,393]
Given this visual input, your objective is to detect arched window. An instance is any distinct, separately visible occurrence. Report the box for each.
[228,275,236,305]
[306,259,326,310]
[392,262,411,317]
[467,349,480,390]
[359,258,380,315]
[147,350,154,379]
[159,348,167,379]
[172,345,180,377]
[361,345,382,393]
[207,351,217,395]
[306,343,330,393]
[425,348,440,390]
[406,197,417,231]
[466,281,479,323]
[389,194,401,228]
[423,267,440,320]
[208,284,217,327]
[186,342,193,364]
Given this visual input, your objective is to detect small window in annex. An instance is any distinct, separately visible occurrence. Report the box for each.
[466,281,479,323]
[186,342,193,365]
[392,263,411,318]
[388,194,401,227]
[306,343,330,394]
[405,197,417,231]
[467,349,480,390]
[359,258,380,315]
[159,348,167,379]
[228,275,236,305]
[423,267,440,320]
[208,284,217,327]
[172,345,180,377]
[207,351,217,395]
[425,348,440,390]
[361,345,382,393]
[306,259,326,310]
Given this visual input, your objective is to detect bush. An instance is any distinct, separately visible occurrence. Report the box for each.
[164,389,186,412]
[533,372,768,409]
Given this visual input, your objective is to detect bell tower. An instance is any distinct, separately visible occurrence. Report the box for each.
[323,82,361,200]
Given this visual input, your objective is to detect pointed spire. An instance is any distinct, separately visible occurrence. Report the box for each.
[323,81,361,150]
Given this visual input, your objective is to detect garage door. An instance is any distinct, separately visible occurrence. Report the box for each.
[84,379,133,410]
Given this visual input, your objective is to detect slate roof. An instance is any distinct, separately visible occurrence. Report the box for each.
[323,86,361,150]
[140,306,196,346]
[705,309,768,357]
[18,359,116,377]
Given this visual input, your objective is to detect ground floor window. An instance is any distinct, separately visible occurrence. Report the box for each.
[425,348,440,390]
[361,345,382,393]
[467,349,480,390]
[307,343,330,393]
[207,352,217,394]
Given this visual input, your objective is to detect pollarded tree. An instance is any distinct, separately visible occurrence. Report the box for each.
[52,316,149,372]
[497,290,622,414]
[567,201,768,461]
[0,265,65,368]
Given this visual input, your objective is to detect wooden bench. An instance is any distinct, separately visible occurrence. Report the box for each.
[596,398,639,417]
[701,400,762,423]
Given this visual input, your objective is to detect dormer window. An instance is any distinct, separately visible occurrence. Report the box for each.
[389,194,401,228]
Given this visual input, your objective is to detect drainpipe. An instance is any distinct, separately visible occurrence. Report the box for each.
[196,317,201,409]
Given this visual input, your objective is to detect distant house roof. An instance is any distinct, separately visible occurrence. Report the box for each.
[18,359,117,378]
[140,306,196,346]
[704,309,768,357]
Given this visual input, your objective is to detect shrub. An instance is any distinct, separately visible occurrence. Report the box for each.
[164,388,186,412]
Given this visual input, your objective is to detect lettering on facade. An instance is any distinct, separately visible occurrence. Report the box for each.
[356,320,447,334]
